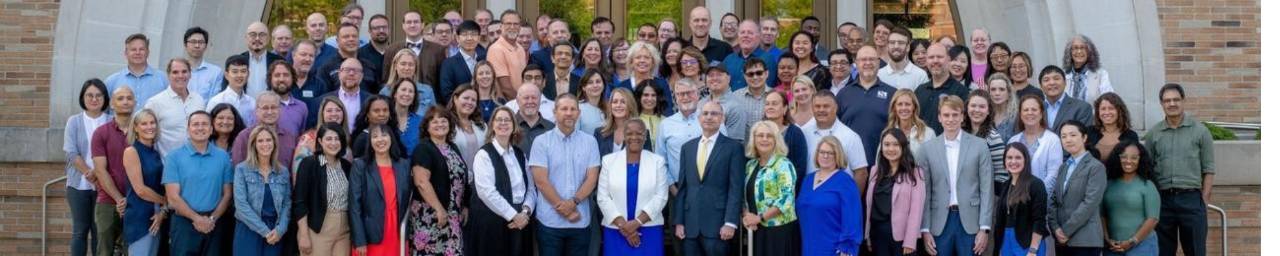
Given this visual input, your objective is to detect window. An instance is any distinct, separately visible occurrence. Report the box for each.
[763,0,814,47]
[871,0,959,40]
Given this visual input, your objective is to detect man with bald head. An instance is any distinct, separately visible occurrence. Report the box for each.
[842,26,867,54]
[688,7,733,63]
[721,19,775,91]
[915,43,970,132]
[229,22,284,97]
[271,25,293,62]
[837,46,895,163]
[320,58,372,131]
[513,83,556,152]
[673,100,744,256]
[305,12,340,70]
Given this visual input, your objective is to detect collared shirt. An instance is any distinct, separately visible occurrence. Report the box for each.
[837,79,895,162]
[877,62,930,90]
[317,156,349,211]
[504,97,557,126]
[205,87,256,125]
[91,121,129,203]
[722,48,778,91]
[231,123,300,168]
[658,110,701,183]
[337,87,362,131]
[1143,115,1216,189]
[161,142,234,212]
[723,87,767,141]
[830,75,851,95]
[1045,96,1066,127]
[246,52,270,97]
[279,94,309,135]
[915,78,971,132]
[1061,152,1088,192]
[144,87,206,155]
[460,50,479,74]
[104,66,168,111]
[405,38,424,55]
[517,116,556,155]
[292,77,328,127]
[324,35,369,49]
[943,133,962,206]
[577,103,606,133]
[529,127,601,228]
[800,120,868,175]
[448,45,462,57]
[189,61,225,100]
[487,38,528,92]
[473,140,535,220]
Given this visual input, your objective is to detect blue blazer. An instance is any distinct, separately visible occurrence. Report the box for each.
[348,157,412,247]
[438,48,486,105]
[612,78,675,116]
[672,134,745,238]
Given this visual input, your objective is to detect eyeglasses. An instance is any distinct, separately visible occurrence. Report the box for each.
[746,70,766,77]
[492,117,514,123]
[681,59,700,65]
[340,68,361,73]
[248,32,268,39]
[186,40,207,45]
[818,150,837,156]
[829,60,850,67]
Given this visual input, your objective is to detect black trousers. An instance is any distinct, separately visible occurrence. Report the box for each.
[1157,189,1208,256]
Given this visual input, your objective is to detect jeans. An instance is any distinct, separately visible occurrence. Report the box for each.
[93,203,122,256]
[1157,190,1207,256]
[67,188,97,256]
[1104,233,1159,256]
[126,233,159,256]
[933,210,977,256]
[536,223,591,256]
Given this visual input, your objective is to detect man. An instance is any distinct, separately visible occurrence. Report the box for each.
[105,34,167,110]
[843,25,867,54]
[356,14,391,88]
[759,17,783,62]
[271,25,294,61]
[489,10,529,99]
[877,26,929,90]
[90,86,136,256]
[721,19,775,91]
[316,24,378,94]
[324,3,369,48]
[701,66,733,103]
[1039,65,1094,132]
[290,41,326,126]
[475,9,494,29]
[382,11,449,93]
[837,22,857,50]
[591,17,615,53]
[518,23,537,55]
[442,10,463,26]
[1143,83,1214,256]
[969,28,991,89]
[636,23,659,46]
[269,61,309,135]
[163,111,234,256]
[145,59,207,155]
[823,49,856,93]
[1048,120,1108,255]
[529,19,573,81]
[486,22,503,47]
[658,18,679,46]
[801,91,868,183]
[534,14,552,52]
[873,19,894,64]
[917,95,994,256]
[439,20,486,106]
[544,42,581,100]
[721,58,768,141]
[673,100,744,256]
[529,94,602,256]
[230,92,299,167]
[688,7,733,63]
[838,46,895,163]
[320,58,373,131]
[433,21,460,57]
[801,16,830,60]
[505,66,557,121]
[204,55,256,125]
[305,12,340,70]
[183,27,223,101]
[718,13,739,45]
[229,22,284,97]
[657,79,703,189]
[915,43,971,133]
[515,83,556,154]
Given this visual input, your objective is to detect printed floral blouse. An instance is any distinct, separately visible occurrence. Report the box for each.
[745,155,798,227]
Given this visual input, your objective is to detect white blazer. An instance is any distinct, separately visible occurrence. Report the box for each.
[597,150,670,228]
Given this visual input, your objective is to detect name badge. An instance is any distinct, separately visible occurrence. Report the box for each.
[302,90,314,98]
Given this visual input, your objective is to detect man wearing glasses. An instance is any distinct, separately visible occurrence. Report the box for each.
[229,22,284,98]
[876,26,928,90]
[183,27,223,101]
[320,58,372,132]
[721,58,769,141]
[837,46,896,163]
[357,14,391,86]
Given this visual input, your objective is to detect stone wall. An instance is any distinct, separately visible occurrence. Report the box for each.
[1155,0,1260,123]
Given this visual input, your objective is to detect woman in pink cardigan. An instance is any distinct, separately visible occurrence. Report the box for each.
[865,128,927,256]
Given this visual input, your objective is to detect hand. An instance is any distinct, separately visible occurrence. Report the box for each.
[674,225,685,239]
[355,246,367,256]
[669,186,678,196]
[508,213,529,229]
[149,212,166,234]
[718,226,735,240]
[1054,228,1070,244]
[622,220,643,234]
[903,247,914,255]
[567,211,582,222]
[1115,239,1135,252]
[626,231,642,247]
[298,232,314,255]
[921,233,939,256]
[741,213,761,231]
[85,172,98,184]
[115,200,127,215]
[973,230,988,255]
[265,230,281,245]
[434,209,448,228]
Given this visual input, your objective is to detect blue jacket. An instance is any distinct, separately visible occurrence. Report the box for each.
[348,158,412,247]
[232,162,292,237]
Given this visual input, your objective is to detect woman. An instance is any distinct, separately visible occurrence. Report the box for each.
[294,97,349,170]
[789,76,817,126]
[762,90,809,187]
[598,119,669,255]
[1009,94,1062,196]
[380,49,437,116]
[984,42,1012,82]
[293,124,353,256]
[1062,35,1113,104]
[775,53,799,100]
[988,74,1019,140]
[992,143,1049,256]
[449,85,489,169]
[790,31,831,88]
[575,39,612,77]
[634,80,668,139]
[62,79,110,256]
[864,128,925,256]
[1101,140,1160,256]
[908,39,930,67]
[886,89,935,153]
[678,47,708,87]
[232,126,292,256]
[659,38,686,81]
[617,42,669,105]
[797,136,864,256]
[466,107,535,255]
[410,108,469,255]
[210,103,248,151]
[949,45,974,89]
[596,89,642,156]
[611,40,632,85]
[390,78,425,152]
[1087,93,1138,162]
[349,124,412,256]
[964,90,1008,181]
[743,121,800,255]
[122,109,165,255]
[578,69,610,133]
[472,61,505,121]
[1008,52,1044,98]
[1050,121,1108,254]
[352,95,400,159]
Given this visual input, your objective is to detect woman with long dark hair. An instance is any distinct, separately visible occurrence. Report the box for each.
[634,80,669,140]
[448,85,488,169]
[985,42,1012,82]
[992,142,1049,256]
[575,39,612,77]
[789,31,831,88]
[658,38,686,81]
[1087,93,1138,162]
[965,90,1008,181]
[1101,140,1160,255]
[293,124,352,256]
[209,103,247,151]
[349,124,412,256]
[761,90,809,188]
[908,39,930,67]
[949,45,974,89]
[351,95,401,159]
[409,107,469,255]
[577,69,610,133]
[864,128,925,256]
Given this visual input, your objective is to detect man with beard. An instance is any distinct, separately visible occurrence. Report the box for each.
[357,14,391,87]
[529,19,573,81]
[268,61,309,136]
[290,40,327,127]
[914,43,971,133]
[489,10,529,99]
[229,22,283,97]
[688,7,733,64]
[320,58,373,132]
[877,26,929,90]
[316,24,379,94]
[381,11,449,93]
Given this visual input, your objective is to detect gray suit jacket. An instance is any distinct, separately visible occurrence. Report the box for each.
[1049,96,1094,133]
[917,132,993,236]
[1048,153,1107,247]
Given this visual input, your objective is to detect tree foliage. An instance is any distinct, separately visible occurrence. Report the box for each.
[541,0,596,44]
[409,0,463,23]
[267,0,350,39]
[627,0,682,41]
[762,0,813,48]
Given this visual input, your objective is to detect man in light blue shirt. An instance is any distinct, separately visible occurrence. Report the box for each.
[183,27,223,101]
[161,111,233,255]
[529,94,602,256]
[105,34,168,111]
[657,78,703,187]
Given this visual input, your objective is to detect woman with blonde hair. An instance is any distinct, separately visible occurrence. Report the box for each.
[380,49,437,116]
[789,75,817,126]
[885,89,935,153]
[122,109,166,255]
[743,121,801,255]
[987,73,1020,139]
[797,136,864,256]
[596,89,645,156]
[232,126,292,256]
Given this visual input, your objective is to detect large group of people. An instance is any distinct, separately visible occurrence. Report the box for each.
[61,3,1217,256]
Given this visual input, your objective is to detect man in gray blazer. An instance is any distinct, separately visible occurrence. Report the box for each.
[1049,120,1107,255]
[917,96,994,256]
[1040,65,1094,133]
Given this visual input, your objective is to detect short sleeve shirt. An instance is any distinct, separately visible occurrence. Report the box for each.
[161,143,234,212]
[528,128,601,228]
[90,121,130,204]
[487,38,527,90]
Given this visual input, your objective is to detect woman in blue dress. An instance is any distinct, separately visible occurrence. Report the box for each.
[122,109,167,255]
[597,119,668,255]
[797,136,864,256]
[232,126,292,256]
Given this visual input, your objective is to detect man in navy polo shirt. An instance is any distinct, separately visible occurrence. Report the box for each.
[837,45,896,163]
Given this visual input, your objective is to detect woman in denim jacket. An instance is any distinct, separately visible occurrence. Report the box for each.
[233,126,292,256]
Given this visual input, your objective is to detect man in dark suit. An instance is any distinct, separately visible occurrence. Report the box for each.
[229,22,284,97]
[529,19,573,79]
[1040,65,1094,133]
[383,13,449,101]
[438,20,486,106]
[356,14,392,90]
[543,41,580,100]
[320,58,372,132]
[673,100,744,256]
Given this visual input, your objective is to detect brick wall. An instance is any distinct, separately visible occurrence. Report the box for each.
[1156,0,1260,123]
[0,0,58,128]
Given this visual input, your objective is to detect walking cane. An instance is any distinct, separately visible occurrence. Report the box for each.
[746,228,754,256]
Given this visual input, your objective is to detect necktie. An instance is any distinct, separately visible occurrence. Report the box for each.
[697,138,711,180]
[1063,157,1078,192]
[1072,72,1087,100]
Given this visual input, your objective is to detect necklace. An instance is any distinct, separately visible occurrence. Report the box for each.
[814,169,836,187]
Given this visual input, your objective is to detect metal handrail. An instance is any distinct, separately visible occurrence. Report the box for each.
[1208,204,1227,256]
[1204,121,1261,131]
[42,175,67,256]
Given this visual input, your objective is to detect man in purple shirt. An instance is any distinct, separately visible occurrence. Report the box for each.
[231,92,299,167]
[268,60,308,135]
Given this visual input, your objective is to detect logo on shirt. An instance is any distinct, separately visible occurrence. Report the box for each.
[877,91,889,99]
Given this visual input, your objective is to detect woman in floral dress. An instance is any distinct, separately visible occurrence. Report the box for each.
[409,108,469,255]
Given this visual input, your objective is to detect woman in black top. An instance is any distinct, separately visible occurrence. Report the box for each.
[410,107,470,255]
[292,123,353,256]
[1085,93,1138,162]
[993,142,1049,256]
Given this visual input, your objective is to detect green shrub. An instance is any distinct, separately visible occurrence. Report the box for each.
[1203,122,1237,141]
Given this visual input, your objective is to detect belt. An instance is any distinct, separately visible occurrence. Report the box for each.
[1160,188,1201,195]
[948,205,959,211]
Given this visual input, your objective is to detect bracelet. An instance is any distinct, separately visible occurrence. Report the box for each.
[1028,247,1039,252]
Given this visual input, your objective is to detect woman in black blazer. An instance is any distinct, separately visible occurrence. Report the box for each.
[349,124,412,256]
[293,124,353,256]
[1085,93,1138,162]
[992,142,1049,256]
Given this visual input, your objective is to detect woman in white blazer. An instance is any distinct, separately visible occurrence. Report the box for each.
[597,119,669,255]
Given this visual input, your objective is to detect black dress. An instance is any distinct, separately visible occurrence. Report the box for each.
[868,176,902,256]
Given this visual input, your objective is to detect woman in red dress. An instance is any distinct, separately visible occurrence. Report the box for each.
[349,124,412,256]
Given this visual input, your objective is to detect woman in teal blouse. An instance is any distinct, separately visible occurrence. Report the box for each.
[742,121,800,255]
[1101,139,1160,255]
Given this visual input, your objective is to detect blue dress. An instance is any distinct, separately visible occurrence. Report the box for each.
[123,141,164,245]
[478,99,500,122]
[400,113,422,153]
[796,169,863,256]
[233,182,281,256]
[602,163,664,255]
